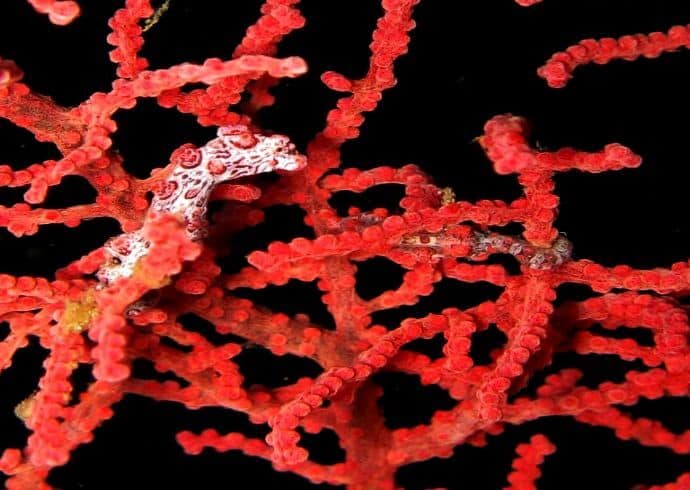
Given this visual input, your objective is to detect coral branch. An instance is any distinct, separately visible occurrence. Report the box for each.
[504,434,556,490]
[539,24,690,88]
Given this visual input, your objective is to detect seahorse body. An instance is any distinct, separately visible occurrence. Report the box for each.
[96,124,306,287]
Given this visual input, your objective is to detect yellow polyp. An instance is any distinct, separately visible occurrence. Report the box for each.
[14,392,37,424]
[132,259,172,289]
[143,0,171,32]
[440,187,456,205]
[62,289,98,334]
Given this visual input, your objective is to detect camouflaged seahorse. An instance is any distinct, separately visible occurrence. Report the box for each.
[96,124,307,289]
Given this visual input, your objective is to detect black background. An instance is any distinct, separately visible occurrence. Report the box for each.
[1,0,690,488]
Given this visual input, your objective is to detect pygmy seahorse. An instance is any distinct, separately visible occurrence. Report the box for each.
[96,124,307,289]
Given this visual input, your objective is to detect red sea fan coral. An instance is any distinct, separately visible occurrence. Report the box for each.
[1,1,690,489]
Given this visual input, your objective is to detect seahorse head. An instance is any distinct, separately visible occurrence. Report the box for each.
[215,125,307,176]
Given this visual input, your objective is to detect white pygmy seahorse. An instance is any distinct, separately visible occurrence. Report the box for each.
[96,124,307,294]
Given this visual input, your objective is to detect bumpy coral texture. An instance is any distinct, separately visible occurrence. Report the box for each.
[1,1,689,489]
